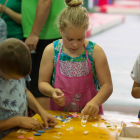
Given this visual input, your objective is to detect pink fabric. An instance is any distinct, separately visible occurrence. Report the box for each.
[17,135,24,139]
[49,43,103,114]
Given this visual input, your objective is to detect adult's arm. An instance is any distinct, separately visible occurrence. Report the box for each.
[25,0,53,50]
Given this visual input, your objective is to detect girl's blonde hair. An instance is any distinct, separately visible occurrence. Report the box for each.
[59,0,89,31]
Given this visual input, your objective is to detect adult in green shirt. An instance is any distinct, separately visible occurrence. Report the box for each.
[22,0,66,110]
[0,0,23,39]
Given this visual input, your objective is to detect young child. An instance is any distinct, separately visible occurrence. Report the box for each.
[39,0,113,117]
[131,53,140,98]
[0,38,57,139]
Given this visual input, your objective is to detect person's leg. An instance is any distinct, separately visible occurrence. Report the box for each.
[30,38,61,110]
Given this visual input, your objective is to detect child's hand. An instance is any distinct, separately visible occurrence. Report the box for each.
[52,88,65,107]
[40,110,58,129]
[18,116,43,130]
[81,101,99,117]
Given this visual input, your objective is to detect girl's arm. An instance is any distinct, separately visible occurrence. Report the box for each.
[91,44,113,106]
[38,43,55,97]
[38,43,65,107]
[131,82,140,98]
[0,4,21,24]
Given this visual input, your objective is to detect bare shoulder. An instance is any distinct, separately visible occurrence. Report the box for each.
[85,39,89,47]
[44,42,54,54]
[93,44,106,60]
[43,42,54,59]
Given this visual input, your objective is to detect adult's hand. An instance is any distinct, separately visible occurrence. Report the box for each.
[25,34,39,51]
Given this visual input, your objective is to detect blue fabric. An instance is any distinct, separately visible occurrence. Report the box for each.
[0,75,30,139]
[0,18,7,43]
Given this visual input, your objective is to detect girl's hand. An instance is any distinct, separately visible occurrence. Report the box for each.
[40,110,58,129]
[18,116,43,130]
[51,88,65,107]
[81,101,99,117]
[0,4,7,13]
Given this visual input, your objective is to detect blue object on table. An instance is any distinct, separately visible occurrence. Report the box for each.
[60,115,63,118]
[56,115,63,118]
[66,115,73,118]
[44,127,51,130]
[34,133,42,136]
[138,110,140,118]
[37,130,45,133]
[61,119,67,122]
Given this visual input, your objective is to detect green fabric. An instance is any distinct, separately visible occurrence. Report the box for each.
[22,0,66,39]
[52,39,101,92]
[0,0,23,39]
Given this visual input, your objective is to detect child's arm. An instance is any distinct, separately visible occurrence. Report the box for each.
[131,54,140,98]
[0,116,43,132]
[131,81,140,98]
[81,44,113,116]
[38,43,65,107]
[26,87,58,128]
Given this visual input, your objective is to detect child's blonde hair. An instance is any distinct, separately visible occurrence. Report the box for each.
[59,0,89,31]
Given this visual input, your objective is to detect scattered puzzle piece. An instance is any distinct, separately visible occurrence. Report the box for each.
[66,115,73,118]
[26,137,34,140]
[55,125,62,129]
[17,128,27,134]
[44,127,51,130]
[72,113,79,118]
[81,119,87,124]
[56,115,63,118]
[53,136,61,139]
[92,123,98,127]
[56,116,62,121]
[37,130,45,133]
[66,126,73,131]
[61,119,67,122]
[61,124,65,127]
[17,135,24,139]
[34,133,42,136]
[81,124,86,127]
[83,131,89,135]
[63,119,70,124]
[58,132,63,135]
